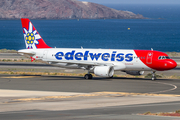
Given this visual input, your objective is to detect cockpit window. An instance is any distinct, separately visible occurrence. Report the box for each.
[158,56,170,60]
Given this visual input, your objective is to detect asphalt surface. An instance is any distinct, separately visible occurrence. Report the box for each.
[0,74,180,120]
[0,74,179,94]
[1,102,180,120]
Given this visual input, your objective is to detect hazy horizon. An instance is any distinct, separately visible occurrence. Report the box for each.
[78,0,180,4]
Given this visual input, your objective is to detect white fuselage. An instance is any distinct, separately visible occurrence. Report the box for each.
[19,48,151,71]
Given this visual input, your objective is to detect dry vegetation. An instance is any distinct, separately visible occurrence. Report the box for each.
[142,110,180,117]
[0,49,17,53]
[166,52,180,57]
[0,71,86,77]
[0,59,40,63]
[0,70,180,79]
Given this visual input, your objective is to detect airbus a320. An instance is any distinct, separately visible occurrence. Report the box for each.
[18,18,177,80]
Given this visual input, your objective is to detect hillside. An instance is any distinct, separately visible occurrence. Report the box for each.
[0,0,146,19]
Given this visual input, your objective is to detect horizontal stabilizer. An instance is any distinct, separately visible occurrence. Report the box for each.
[18,49,36,56]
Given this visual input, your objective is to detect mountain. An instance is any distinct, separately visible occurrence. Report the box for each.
[0,0,146,19]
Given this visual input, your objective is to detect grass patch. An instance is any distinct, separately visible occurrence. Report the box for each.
[113,74,118,77]
[176,110,180,113]
[143,111,151,115]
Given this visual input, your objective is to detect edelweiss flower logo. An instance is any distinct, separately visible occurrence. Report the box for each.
[23,22,41,49]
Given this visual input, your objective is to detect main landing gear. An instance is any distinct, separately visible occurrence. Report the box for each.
[151,71,156,81]
[84,74,93,79]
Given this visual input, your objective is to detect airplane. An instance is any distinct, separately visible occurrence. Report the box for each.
[18,18,177,80]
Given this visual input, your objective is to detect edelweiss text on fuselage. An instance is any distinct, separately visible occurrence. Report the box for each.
[55,50,133,62]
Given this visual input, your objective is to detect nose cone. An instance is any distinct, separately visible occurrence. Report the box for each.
[166,60,177,70]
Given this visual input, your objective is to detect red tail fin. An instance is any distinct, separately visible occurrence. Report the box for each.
[21,18,51,49]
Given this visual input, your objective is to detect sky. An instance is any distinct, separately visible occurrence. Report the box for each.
[78,0,180,4]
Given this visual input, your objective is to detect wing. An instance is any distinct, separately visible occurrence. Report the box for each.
[45,59,125,70]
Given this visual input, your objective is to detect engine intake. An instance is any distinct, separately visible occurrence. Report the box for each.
[94,66,114,77]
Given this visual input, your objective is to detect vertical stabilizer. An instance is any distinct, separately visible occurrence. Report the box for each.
[21,18,51,49]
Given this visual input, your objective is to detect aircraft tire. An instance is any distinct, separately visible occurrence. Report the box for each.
[84,74,93,79]
[152,77,156,81]
[109,76,113,78]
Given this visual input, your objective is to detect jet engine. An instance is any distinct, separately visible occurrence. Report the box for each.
[126,71,144,76]
[94,66,114,77]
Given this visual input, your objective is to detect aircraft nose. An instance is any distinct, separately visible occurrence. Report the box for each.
[166,60,177,70]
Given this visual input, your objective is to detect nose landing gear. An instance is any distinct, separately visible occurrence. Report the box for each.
[151,71,156,81]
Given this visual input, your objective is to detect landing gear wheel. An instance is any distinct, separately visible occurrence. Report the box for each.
[152,77,156,81]
[89,74,93,79]
[109,76,113,78]
[84,74,93,79]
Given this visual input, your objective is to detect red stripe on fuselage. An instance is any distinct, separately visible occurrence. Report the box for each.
[134,50,177,71]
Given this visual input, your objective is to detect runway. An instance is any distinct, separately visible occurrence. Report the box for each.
[0,74,180,94]
[0,74,180,120]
